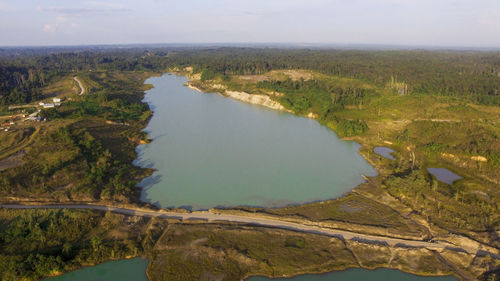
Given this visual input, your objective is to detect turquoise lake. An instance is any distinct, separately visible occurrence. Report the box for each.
[48,258,458,281]
[247,268,457,281]
[45,258,149,281]
[51,73,457,281]
[134,74,377,210]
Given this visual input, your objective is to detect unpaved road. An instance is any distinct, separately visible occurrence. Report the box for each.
[74,76,85,95]
[2,203,498,260]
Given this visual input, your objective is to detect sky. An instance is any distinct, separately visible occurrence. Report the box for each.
[0,0,499,47]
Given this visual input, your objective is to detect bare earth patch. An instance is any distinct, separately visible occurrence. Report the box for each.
[238,69,314,83]
[0,150,26,171]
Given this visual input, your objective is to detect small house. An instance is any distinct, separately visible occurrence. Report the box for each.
[42,103,55,109]
[53,97,62,103]
[26,116,41,121]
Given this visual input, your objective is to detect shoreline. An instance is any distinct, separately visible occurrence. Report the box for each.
[185,80,292,112]
[135,73,379,211]
[16,71,480,281]
[0,203,472,280]
[180,72,379,181]
[44,256,150,281]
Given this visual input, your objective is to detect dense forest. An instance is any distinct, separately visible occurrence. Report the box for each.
[1,47,499,106]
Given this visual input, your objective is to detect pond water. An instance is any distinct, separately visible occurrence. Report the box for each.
[134,74,377,210]
[427,168,462,185]
[247,268,457,281]
[374,146,395,160]
[45,258,149,281]
[48,259,459,281]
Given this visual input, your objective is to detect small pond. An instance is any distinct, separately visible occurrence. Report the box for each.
[374,146,395,160]
[427,168,462,185]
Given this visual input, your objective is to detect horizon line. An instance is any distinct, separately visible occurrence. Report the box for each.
[1,42,499,51]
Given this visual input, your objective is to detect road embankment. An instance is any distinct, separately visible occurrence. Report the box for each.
[2,203,498,261]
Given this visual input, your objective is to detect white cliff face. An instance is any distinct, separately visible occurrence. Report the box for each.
[185,80,291,113]
[223,90,291,112]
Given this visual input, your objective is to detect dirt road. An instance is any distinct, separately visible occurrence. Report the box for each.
[2,203,497,260]
[74,76,85,95]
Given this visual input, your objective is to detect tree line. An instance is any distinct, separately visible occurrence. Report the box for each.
[0,46,499,106]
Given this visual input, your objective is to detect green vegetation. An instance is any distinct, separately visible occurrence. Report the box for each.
[0,46,498,280]
[250,78,371,136]
[334,118,368,137]
[0,71,155,202]
[0,209,157,281]
[257,78,375,113]
[185,62,498,244]
[147,223,455,281]
[1,48,498,106]
[174,49,500,105]
[383,168,498,232]
[266,192,428,238]
[0,209,464,281]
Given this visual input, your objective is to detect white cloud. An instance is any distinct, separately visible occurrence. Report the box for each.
[477,11,500,29]
[84,1,126,10]
[0,1,15,12]
[41,1,130,16]
[56,15,67,23]
[42,16,77,34]
[43,23,55,33]
[5,0,499,46]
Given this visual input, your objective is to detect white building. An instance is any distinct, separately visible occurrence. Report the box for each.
[26,116,41,121]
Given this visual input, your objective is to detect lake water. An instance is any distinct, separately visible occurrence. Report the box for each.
[45,258,149,281]
[247,268,457,281]
[134,74,377,210]
[427,168,462,185]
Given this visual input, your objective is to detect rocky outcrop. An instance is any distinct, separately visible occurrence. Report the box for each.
[185,81,291,113]
[223,90,290,112]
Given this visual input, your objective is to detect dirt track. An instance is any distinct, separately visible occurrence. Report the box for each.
[74,76,85,95]
[2,203,498,260]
